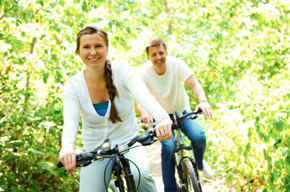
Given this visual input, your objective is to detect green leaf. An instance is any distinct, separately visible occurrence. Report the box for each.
[273,119,284,132]
[237,146,243,156]
[82,1,88,13]
[225,171,234,187]
[243,143,251,158]
[258,130,268,142]
[43,72,49,83]
[59,0,65,6]
[40,162,52,171]
[239,163,247,177]
[28,148,45,155]
[273,138,282,149]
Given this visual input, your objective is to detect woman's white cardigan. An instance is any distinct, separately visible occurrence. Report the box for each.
[60,61,168,156]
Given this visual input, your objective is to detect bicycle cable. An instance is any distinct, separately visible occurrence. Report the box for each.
[102,150,142,191]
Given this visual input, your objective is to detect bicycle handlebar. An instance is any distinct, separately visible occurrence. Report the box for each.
[171,109,203,130]
[138,109,203,131]
[56,130,157,168]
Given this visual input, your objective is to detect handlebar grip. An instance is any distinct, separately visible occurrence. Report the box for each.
[56,161,64,168]
[134,129,157,146]
[172,123,178,130]
[152,129,156,136]
[196,108,202,114]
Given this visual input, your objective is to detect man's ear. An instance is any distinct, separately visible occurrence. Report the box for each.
[166,51,168,56]
[147,55,150,60]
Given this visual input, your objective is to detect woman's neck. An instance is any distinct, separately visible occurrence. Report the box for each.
[84,67,109,103]
[84,67,105,83]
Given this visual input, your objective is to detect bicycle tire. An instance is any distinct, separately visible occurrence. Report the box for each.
[183,160,201,192]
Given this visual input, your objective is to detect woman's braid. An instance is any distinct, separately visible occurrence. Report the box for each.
[105,60,123,123]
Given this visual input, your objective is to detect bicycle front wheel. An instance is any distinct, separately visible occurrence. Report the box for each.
[183,160,201,192]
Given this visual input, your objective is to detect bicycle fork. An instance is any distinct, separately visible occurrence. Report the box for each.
[112,162,125,192]
[174,145,193,191]
[112,157,137,192]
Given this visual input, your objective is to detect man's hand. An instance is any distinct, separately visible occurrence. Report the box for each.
[140,111,154,129]
[155,117,172,141]
[195,101,213,119]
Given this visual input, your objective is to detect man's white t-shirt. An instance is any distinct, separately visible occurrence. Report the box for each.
[138,56,194,114]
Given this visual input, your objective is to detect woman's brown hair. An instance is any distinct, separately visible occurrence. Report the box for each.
[76,26,122,123]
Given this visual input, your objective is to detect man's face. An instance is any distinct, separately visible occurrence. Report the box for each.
[147,45,168,74]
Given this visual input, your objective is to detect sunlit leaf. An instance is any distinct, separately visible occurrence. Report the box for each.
[225,171,234,187]
[273,119,284,132]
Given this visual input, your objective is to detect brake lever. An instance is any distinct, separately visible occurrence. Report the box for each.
[138,130,157,146]
[79,152,94,167]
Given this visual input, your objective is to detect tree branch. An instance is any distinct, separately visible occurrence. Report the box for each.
[163,0,172,34]
[30,37,37,54]
[24,37,37,107]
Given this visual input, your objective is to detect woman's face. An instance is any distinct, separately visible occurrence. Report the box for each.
[78,33,108,69]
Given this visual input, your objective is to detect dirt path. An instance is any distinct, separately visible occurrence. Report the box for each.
[146,141,164,192]
[146,141,231,192]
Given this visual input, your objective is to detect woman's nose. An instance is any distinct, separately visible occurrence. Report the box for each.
[90,48,97,55]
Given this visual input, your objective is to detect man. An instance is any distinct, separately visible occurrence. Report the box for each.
[135,39,214,192]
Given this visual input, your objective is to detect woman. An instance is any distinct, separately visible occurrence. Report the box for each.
[59,26,172,192]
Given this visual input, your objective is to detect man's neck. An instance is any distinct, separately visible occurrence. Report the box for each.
[153,65,166,76]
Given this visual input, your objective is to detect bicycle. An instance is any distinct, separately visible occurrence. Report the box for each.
[56,130,157,192]
[171,110,203,192]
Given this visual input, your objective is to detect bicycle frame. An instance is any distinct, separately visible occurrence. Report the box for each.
[172,111,203,192]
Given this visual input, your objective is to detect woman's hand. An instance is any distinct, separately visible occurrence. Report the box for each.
[59,152,76,173]
[155,117,173,141]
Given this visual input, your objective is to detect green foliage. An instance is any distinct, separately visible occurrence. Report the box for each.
[1,0,290,191]
[202,69,290,191]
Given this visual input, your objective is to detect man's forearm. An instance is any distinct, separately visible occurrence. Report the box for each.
[192,82,207,101]
[134,100,149,115]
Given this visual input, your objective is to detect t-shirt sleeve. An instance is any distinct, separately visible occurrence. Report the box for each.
[120,63,169,122]
[176,59,194,82]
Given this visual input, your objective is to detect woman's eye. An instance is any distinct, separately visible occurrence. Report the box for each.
[83,46,89,48]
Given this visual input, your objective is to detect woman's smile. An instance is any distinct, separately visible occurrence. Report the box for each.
[78,33,108,69]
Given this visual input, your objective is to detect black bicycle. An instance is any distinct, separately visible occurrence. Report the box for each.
[171,110,203,192]
[56,130,157,192]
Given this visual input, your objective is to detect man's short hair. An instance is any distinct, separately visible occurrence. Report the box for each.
[145,39,167,55]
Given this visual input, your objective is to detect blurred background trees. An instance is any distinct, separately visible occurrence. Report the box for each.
[1,0,289,191]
